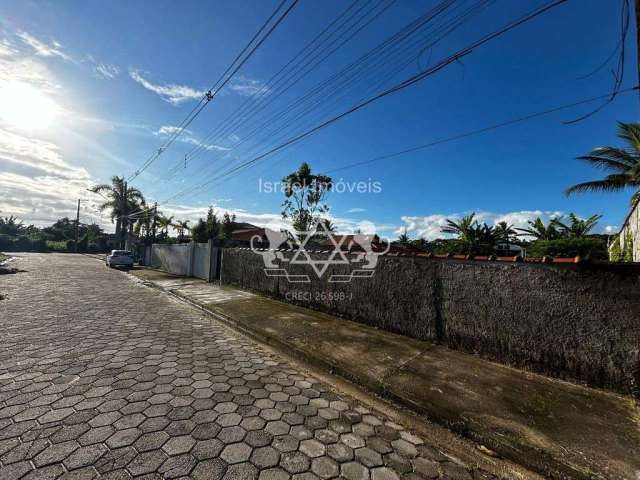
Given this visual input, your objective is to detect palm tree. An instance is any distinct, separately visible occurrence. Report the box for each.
[494,221,517,243]
[156,215,174,239]
[517,217,562,240]
[0,215,24,236]
[442,213,497,255]
[90,176,144,247]
[175,220,190,242]
[554,213,602,238]
[441,213,478,244]
[566,122,640,206]
[398,228,410,244]
[132,206,153,240]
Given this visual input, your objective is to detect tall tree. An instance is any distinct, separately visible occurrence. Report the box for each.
[0,215,25,236]
[206,207,219,239]
[566,122,640,205]
[517,217,562,240]
[90,176,144,246]
[281,162,332,234]
[441,213,479,245]
[554,213,602,238]
[398,228,410,244]
[441,213,498,255]
[221,213,236,240]
[494,221,518,243]
[156,215,174,238]
[174,220,190,242]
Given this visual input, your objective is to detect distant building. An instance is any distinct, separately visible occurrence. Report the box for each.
[614,200,640,261]
[495,242,525,257]
[229,225,288,248]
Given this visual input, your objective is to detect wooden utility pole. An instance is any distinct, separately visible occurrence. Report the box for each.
[74,199,81,253]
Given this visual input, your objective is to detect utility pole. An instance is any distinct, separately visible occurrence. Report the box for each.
[74,199,81,253]
[151,202,158,243]
[121,180,128,249]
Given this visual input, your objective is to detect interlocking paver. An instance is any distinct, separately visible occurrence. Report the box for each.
[0,254,497,480]
[63,444,108,470]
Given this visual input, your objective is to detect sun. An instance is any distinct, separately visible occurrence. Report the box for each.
[0,82,58,131]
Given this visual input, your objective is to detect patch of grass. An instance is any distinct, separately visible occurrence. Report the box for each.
[0,253,8,263]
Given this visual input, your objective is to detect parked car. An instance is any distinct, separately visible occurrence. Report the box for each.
[106,250,134,269]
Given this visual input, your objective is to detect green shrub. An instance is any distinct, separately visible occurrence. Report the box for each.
[623,231,634,262]
[527,237,607,259]
[609,235,622,262]
[46,240,68,252]
[0,234,51,252]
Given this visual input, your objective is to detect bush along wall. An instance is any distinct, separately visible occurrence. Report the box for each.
[221,248,640,398]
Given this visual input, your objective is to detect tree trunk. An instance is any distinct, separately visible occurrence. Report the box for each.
[115,219,122,246]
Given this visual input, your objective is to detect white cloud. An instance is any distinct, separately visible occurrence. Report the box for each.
[228,76,271,97]
[0,37,115,230]
[17,31,73,62]
[605,225,618,234]
[129,69,205,105]
[399,210,566,240]
[0,39,17,57]
[0,128,90,179]
[0,172,109,229]
[0,53,60,92]
[347,207,367,213]
[95,63,120,79]
[155,125,230,152]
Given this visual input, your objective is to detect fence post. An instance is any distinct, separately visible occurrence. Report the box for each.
[207,239,214,282]
[188,242,195,277]
[208,241,221,283]
[148,244,155,268]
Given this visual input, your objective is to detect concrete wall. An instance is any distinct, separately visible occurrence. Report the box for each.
[192,243,210,280]
[221,248,640,397]
[150,244,192,276]
[619,201,640,261]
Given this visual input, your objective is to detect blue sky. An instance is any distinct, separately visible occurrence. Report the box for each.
[0,0,637,239]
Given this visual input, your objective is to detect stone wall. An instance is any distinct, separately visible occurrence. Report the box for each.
[221,248,640,397]
[619,200,640,261]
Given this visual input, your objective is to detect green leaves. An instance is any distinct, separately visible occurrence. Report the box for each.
[567,122,640,203]
[281,162,333,233]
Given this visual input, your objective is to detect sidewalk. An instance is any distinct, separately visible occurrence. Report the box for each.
[130,268,640,480]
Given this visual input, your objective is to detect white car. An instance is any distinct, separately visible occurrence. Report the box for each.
[106,250,134,269]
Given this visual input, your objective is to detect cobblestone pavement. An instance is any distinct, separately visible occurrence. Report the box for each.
[0,254,498,480]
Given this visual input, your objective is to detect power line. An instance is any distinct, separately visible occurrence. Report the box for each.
[166,0,486,184]
[164,0,396,178]
[322,85,640,174]
[213,0,491,173]
[127,0,299,182]
[164,0,569,203]
[139,84,635,218]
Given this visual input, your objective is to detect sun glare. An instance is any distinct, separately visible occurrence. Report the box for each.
[0,82,58,131]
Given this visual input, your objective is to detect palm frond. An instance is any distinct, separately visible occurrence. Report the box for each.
[89,184,114,194]
[565,175,632,195]
[617,122,640,152]
[576,153,636,172]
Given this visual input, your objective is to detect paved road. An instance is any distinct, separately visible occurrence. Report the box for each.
[0,254,495,480]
